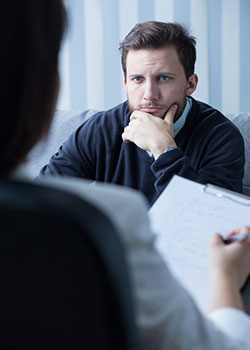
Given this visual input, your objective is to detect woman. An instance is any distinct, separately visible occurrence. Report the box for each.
[1,1,250,349]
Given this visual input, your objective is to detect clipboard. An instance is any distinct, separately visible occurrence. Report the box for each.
[203,183,250,206]
[149,175,250,314]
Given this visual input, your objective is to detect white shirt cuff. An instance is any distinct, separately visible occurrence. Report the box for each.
[209,307,250,345]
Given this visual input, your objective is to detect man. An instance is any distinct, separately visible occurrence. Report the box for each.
[40,21,244,205]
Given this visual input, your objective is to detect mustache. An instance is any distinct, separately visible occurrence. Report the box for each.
[139,103,166,108]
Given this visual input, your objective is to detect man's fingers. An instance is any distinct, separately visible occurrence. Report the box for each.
[164,104,178,123]
[121,132,130,143]
[130,113,137,121]
[130,110,144,121]
[122,125,132,143]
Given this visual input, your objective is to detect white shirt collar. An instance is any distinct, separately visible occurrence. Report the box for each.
[173,97,192,137]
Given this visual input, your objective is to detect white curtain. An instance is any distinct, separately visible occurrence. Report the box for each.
[57,0,250,115]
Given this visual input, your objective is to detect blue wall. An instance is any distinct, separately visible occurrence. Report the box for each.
[58,0,250,115]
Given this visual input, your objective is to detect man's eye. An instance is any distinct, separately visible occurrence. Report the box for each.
[160,75,170,81]
[133,76,142,82]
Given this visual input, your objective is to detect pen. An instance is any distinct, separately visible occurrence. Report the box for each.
[224,233,249,244]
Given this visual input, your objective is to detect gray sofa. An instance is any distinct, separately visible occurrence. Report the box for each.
[28,110,250,197]
[227,113,250,196]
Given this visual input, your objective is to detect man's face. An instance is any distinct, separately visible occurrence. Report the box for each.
[124,46,197,121]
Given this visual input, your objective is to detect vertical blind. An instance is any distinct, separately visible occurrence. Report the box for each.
[57,0,250,115]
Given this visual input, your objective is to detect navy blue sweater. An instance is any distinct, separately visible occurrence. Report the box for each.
[41,98,245,205]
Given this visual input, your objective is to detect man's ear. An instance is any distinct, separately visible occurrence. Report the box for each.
[186,74,198,96]
[124,77,129,94]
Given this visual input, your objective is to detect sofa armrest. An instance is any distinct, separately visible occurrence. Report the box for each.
[27,109,96,177]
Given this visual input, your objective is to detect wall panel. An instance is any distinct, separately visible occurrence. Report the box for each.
[58,0,250,115]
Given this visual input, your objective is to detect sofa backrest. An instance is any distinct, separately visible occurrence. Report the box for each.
[27,109,96,177]
[226,113,250,196]
[28,109,250,197]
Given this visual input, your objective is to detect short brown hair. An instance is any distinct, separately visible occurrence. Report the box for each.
[119,21,196,80]
[0,0,67,176]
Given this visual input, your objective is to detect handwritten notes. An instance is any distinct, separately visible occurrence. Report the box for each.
[149,175,250,313]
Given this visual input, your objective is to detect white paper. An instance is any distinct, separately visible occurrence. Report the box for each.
[149,175,250,312]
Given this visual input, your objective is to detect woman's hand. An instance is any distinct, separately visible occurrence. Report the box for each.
[208,226,250,313]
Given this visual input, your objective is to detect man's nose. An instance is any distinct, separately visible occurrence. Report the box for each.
[143,81,159,101]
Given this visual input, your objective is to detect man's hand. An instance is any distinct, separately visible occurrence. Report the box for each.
[122,104,178,160]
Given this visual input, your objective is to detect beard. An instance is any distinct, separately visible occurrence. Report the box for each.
[127,94,187,123]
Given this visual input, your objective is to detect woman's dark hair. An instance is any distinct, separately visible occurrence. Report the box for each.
[0,0,67,176]
[119,21,196,80]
